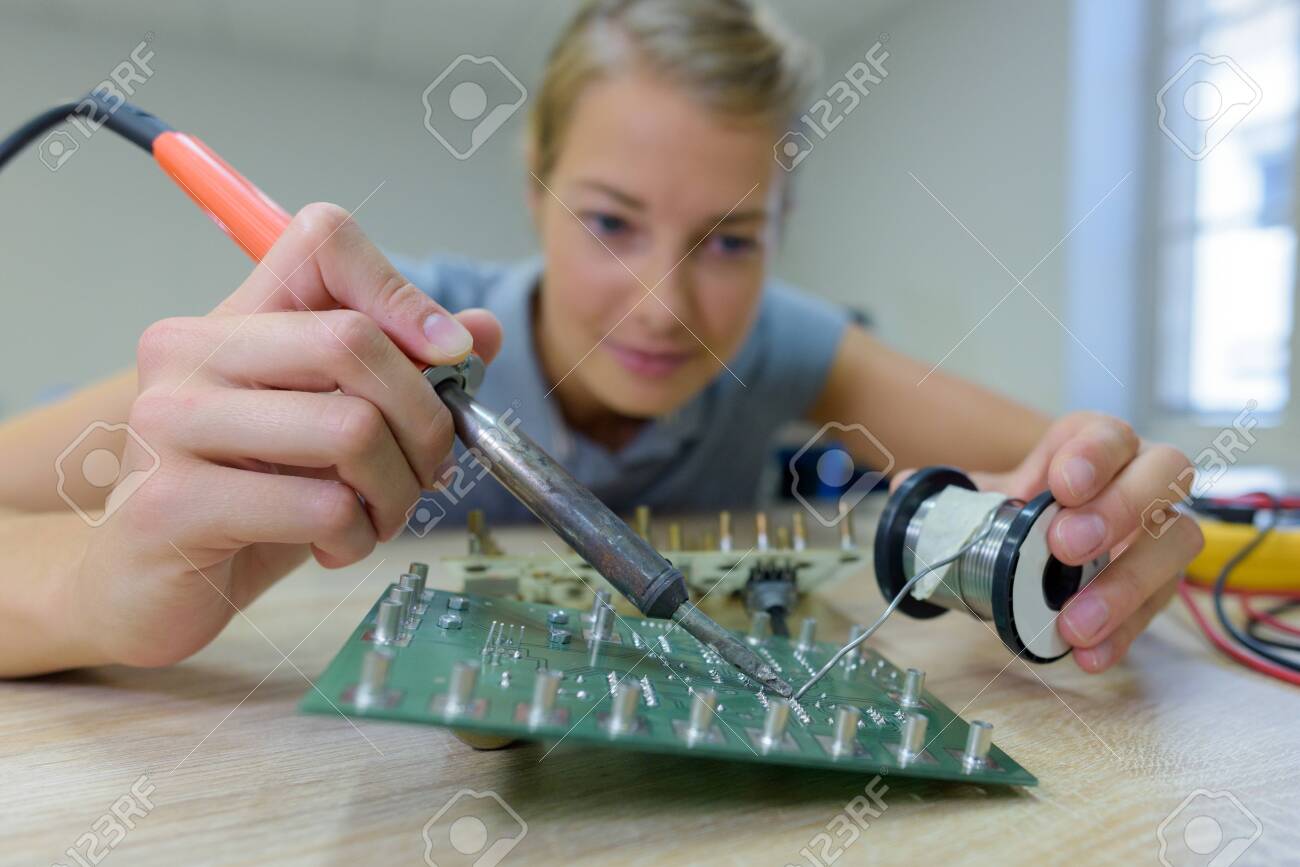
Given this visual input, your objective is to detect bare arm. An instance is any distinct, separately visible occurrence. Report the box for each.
[0,371,138,513]
[807,324,1050,472]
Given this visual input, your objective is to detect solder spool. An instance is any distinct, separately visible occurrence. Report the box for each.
[874,466,1109,662]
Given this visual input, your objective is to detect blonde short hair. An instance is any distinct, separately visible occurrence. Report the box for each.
[529,0,817,179]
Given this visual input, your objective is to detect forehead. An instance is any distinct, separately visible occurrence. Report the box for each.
[553,71,782,218]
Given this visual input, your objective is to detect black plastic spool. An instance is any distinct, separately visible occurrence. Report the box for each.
[873,466,1081,663]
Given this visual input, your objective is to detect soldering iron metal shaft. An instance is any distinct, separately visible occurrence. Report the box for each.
[433,378,793,698]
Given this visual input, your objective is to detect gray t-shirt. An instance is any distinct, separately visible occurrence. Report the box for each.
[395,254,849,528]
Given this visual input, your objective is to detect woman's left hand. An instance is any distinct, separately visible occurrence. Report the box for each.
[970,412,1205,673]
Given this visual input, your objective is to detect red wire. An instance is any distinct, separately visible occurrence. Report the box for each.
[1177,579,1300,687]
[1239,594,1300,638]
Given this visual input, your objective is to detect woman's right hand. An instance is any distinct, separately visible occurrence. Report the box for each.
[75,203,501,668]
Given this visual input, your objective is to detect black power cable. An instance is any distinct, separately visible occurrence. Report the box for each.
[1211,496,1300,674]
[0,102,82,171]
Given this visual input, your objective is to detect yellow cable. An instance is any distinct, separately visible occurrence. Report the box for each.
[1184,516,1300,592]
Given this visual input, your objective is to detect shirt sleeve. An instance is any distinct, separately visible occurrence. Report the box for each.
[745,282,852,421]
[388,251,500,313]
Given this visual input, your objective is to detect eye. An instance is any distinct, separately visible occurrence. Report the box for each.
[711,233,758,255]
[584,212,629,236]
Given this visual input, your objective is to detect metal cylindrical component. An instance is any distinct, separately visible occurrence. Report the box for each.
[592,600,614,641]
[839,500,855,549]
[792,512,807,552]
[547,609,569,625]
[447,661,480,713]
[756,512,769,551]
[357,649,392,703]
[832,705,861,756]
[748,610,771,644]
[373,601,402,644]
[776,526,791,550]
[667,522,683,551]
[590,589,612,621]
[797,617,817,651]
[634,505,651,542]
[608,682,640,734]
[688,689,717,737]
[408,561,429,580]
[719,511,733,552]
[399,572,425,604]
[963,720,993,769]
[901,668,925,706]
[388,585,414,624]
[529,670,562,725]
[900,711,928,759]
[761,699,790,746]
[436,383,689,618]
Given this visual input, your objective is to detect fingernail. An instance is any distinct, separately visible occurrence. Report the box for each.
[1062,457,1095,498]
[1062,593,1109,642]
[1056,513,1105,560]
[1075,639,1112,672]
[422,313,472,357]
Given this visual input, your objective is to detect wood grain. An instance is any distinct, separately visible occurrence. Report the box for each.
[3,509,1297,866]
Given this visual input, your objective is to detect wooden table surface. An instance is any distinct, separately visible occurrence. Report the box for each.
[4,507,1298,867]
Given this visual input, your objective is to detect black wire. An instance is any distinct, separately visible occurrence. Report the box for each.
[0,102,81,171]
[1211,495,1300,673]
[1244,600,1300,653]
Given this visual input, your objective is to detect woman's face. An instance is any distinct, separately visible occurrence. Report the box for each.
[531,70,783,419]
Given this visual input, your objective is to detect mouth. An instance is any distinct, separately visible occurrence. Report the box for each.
[605,340,696,379]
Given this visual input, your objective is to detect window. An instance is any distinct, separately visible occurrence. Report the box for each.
[1153,0,1298,418]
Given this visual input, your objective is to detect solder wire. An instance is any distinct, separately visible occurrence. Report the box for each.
[792,509,1000,701]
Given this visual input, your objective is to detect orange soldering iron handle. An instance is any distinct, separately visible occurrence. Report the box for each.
[152,130,291,262]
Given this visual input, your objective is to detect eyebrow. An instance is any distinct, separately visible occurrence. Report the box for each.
[574,179,768,225]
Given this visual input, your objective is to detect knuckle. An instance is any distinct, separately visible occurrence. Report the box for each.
[1103,563,1147,616]
[326,309,385,363]
[136,317,190,373]
[1149,442,1193,476]
[312,482,362,538]
[332,399,387,461]
[294,201,353,241]
[127,388,177,439]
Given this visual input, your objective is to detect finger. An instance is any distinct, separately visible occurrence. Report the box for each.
[455,308,503,364]
[1046,416,1140,507]
[141,312,454,488]
[1056,514,1203,650]
[1049,443,1193,565]
[215,202,498,366]
[889,468,916,492]
[152,388,422,542]
[127,461,377,566]
[1072,580,1178,673]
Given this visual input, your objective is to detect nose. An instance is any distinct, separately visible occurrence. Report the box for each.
[631,243,694,336]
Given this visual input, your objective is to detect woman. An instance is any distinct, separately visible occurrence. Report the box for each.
[0,0,1201,677]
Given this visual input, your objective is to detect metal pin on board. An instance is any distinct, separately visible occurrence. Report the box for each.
[634,505,651,542]
[446,661,480,715]
[607,682,641,735]
[899,711,928,763]
[901,668,925,707]
[760,699,791,749]
[796,617,817,652]
[831,705,861,757]
[792,512,807,552]
[719,511,733,553]
[839,499,855,550]
[756,512,769,551]
[962,720,993,770]
[528,670,562,727]
[356,649,393,706]
[687,689,718,740]
[667,522,683,552]
[373,601,402,644]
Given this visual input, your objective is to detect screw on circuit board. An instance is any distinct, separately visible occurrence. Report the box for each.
[548,628,571,645]
[547,609,569,625]
[437,613,463,630]
[448,595,470,611]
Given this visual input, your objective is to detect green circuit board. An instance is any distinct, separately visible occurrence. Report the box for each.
[302,582,1036,787]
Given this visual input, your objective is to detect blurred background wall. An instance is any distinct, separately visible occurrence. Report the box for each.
[1,0,1296,472]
